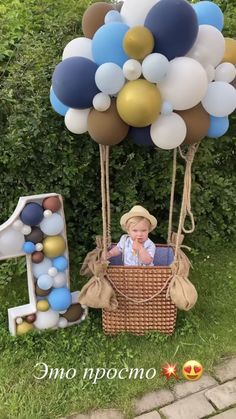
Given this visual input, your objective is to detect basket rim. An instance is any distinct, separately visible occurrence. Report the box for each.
[107,265,172,269]
[108,243,173,269]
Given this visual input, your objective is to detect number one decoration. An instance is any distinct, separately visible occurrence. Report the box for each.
[0,193,87,336]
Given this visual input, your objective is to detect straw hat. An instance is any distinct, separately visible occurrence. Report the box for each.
[120,205,157,232]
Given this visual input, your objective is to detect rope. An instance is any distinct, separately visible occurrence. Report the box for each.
[167,148,177,244]
[106,272,173,304]
[99,144,108,259]
[174,144,199,259]
[105,146,111,248]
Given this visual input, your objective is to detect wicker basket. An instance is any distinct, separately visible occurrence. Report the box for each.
[102,246,177,335]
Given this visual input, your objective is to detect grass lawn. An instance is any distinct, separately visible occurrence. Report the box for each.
[0,243,235,419]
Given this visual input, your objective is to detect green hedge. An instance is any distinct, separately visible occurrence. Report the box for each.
[0,0,235,261]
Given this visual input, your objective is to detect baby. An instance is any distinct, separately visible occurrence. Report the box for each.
[107,205,157,266]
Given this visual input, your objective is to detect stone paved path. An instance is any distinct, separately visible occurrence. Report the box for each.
[65,357,236,419]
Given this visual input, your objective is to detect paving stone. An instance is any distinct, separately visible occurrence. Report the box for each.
[205,379,236,410]
[211,407,236,419]
[90,410,124,419]
[159,392,216,419]
[67,415,89,419]
[213,358,236,383]
[133,412,161,419]
[134,390,174,415]
[173,374,218,399]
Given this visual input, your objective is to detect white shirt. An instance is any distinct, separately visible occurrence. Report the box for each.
[117,234,156,266]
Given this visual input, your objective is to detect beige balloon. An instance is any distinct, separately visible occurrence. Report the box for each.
[88,100,129,145]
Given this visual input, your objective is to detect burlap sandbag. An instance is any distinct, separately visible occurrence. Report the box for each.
[80,236,103,277]
[167,232,197,311]
[168,274,198,311]
[79,261,118,311]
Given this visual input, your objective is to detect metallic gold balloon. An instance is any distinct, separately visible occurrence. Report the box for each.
[43,235,66,258]
[37,300,50,312]
[117,80,162,127]
[16,321,33,335]
[123,26,154,60]
[222,38,236,64]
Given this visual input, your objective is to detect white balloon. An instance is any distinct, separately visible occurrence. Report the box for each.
[93,93,111,111]
[120,0,160,26]
[142,53,169,83]
[123,59,142,81]
[58,317,68,328]
[34,309,59,330]
[40,213,64,236]
[95,63,125,95]
[48,267,58,277]
[202,81,236,117]
[53,272,67,288]
[43,210,52,218]
[32,258,52,279]
[204,64,215,83]
[62,37,93,61]
[159,57,208,110]
[151,113,186,150]
[215,63,236,83]
[0,228,25,256]
[187,25,225,67]
[35,243,43,251]
[21,225,32,235]
[65,108,90,134]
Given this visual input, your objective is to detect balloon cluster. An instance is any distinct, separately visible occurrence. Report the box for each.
[2,196,85,335]
[51,0,236,149]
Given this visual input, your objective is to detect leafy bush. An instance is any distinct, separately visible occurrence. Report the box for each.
[0,0,235,265]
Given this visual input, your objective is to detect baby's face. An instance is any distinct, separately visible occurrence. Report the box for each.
[127,219,150,243]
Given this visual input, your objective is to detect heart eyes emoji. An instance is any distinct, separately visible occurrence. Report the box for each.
[182,360,203,381]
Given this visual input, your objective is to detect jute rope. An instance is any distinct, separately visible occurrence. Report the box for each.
[99,144,108,259]
[174,144,199,259]
[105,145,111,248]
[167,148,177,244]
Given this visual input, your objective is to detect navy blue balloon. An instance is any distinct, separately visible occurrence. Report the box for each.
[129,126,154,147]
[145,0,199,60]
[20,203,44,226]
[52,57,99,109]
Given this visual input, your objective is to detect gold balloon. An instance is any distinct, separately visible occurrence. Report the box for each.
[123,26,154,60]
[37,300,50,312]
[16,321,33,335]
[117,80,162,127]
[43,235,66,258]
[222,38,236,65]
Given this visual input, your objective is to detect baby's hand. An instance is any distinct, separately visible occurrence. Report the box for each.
[132,239,143,252]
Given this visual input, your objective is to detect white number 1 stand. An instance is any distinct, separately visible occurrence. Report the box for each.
[0,193,87,336]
